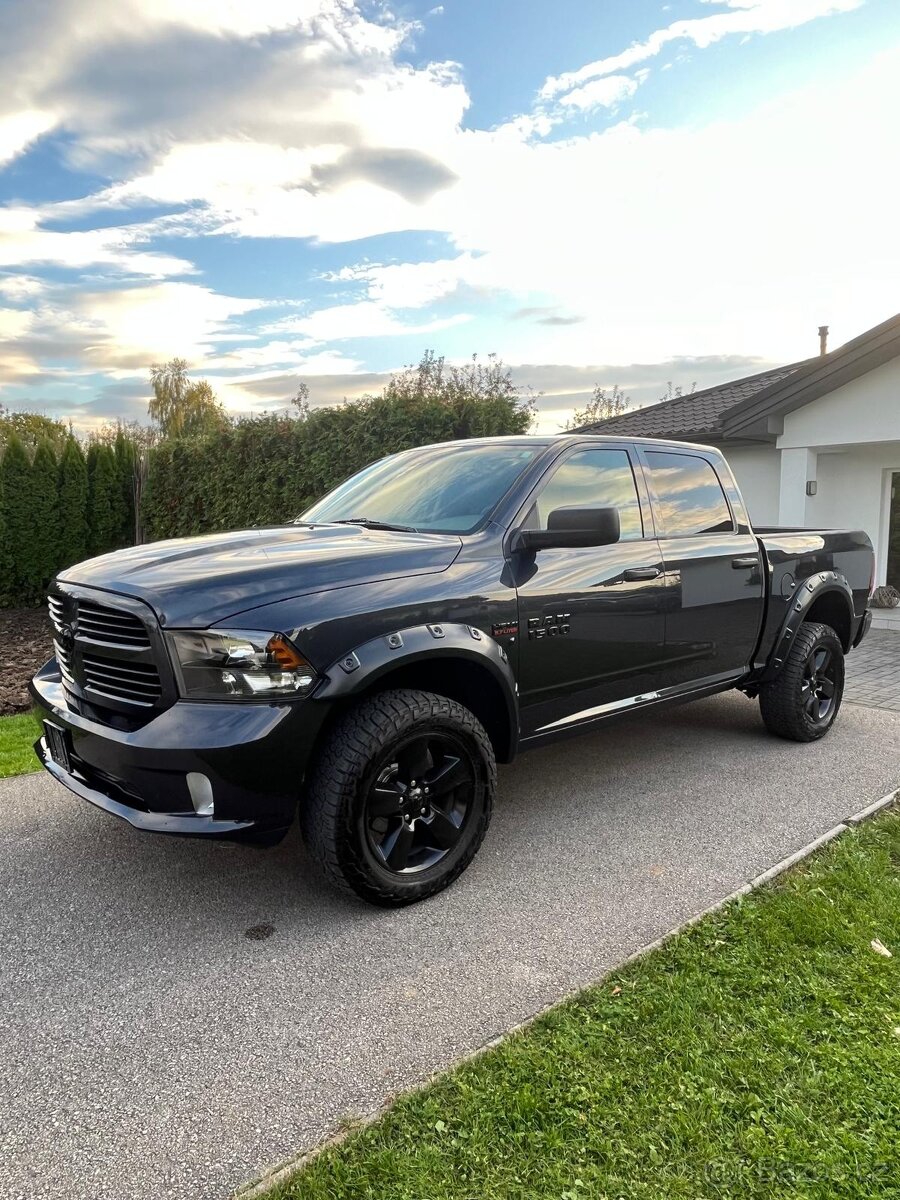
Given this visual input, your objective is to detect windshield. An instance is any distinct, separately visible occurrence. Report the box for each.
[300,442,540,534]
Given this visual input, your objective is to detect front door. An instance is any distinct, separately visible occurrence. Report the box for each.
[639,447,764,687]
[513,445,667,738]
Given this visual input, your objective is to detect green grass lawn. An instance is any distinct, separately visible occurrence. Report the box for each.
[262,807,900,1200]
[0,712,41,777]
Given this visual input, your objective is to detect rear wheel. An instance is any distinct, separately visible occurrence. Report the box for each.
[301,689,496,906]
[759,621,844,742]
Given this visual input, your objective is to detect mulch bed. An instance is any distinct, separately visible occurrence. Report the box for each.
[1,607,54,715]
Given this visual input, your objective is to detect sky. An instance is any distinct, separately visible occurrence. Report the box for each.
[0,0,898,433]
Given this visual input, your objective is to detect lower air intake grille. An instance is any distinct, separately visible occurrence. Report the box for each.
[81,653,162,707]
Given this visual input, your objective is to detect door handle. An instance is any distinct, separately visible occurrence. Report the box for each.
[731,556,759,569]
[623,566,661,581]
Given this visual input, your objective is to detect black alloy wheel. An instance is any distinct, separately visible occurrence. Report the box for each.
[301,689,496,906]
[365,733,475,874]
[759,620,845,742]
[800,643,839,724]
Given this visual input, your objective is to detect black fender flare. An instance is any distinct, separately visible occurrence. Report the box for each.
[758,571,854,683]
[312,622,519,759]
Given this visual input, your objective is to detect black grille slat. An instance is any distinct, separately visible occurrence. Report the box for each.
[76,603,150,649]
[82,683,156,707]
[82,657,159,680]
[54,640,76,684]
[83,664,160,689]
[48,590,163,710]
[77,627,149,648]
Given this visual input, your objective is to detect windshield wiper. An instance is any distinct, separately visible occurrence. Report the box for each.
[331,517,419,533]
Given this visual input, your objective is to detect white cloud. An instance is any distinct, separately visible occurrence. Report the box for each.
[312,43,900,365]
[269,300,472,342]
[69,283,264,366]
[0,306,33,339]
[0,274,46,301]
[557,75,639,112]
[0,110,56,166]
[0,209,195,276]
[540,0,863,99]
[0,0,890,418]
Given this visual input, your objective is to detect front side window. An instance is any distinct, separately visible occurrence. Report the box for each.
[528,449,644,540]
[301,442,540,534]
[645,451,734,536]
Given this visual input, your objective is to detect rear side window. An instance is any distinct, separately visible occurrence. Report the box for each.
[645,452,734,536]
[530,449,644,540]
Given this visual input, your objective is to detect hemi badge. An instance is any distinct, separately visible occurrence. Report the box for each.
[491,622,518,639]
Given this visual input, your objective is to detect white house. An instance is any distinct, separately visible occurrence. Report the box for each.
[585,313,900,626]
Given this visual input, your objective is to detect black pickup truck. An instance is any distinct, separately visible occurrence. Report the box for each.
[31,435,874,905]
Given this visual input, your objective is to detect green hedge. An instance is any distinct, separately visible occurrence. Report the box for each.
[0,434,132,606]
[142,382,532,541]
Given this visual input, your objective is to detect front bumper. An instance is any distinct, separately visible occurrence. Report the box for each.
[30,663,331,843]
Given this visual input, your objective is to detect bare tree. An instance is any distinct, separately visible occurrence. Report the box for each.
[563,384,629,430]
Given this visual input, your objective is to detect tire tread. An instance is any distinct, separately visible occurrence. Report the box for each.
[300,688,496,906]
[759,621,844,742]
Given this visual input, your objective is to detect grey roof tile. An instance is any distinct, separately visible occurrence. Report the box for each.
[580,361,812,438]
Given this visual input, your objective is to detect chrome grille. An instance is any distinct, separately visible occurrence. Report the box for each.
[47,589,163,711]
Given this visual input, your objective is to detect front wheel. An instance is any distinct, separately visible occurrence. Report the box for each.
[759,621,845,742]
[300,689,496,906]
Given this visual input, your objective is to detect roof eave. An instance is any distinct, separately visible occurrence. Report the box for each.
[722,313,900,437]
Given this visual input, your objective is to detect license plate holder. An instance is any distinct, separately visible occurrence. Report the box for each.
[44,721,72,773]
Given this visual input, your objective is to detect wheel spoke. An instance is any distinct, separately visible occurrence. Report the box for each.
[424,754,467,797]
[819,678,835,699]
[368,784,402,818]
[804,687,818,716]
[382,821,414,871]
[814,648,832,674]
[397,741,432,783]
[364,730,477,876]
[424,807,462,850]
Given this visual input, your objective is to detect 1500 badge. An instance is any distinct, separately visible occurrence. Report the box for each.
[527,613,571,639]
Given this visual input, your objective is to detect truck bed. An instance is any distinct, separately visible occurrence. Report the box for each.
[752,527,873,672]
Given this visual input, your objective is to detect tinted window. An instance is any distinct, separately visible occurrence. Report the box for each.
[530,449,643,540]
[301,443,539,534]
[645,452,734,536]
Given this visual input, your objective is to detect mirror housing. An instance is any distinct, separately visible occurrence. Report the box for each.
[516,505,621,552]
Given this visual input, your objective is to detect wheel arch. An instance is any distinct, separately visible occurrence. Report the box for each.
[759,573,854,684]
[312,623,519,763]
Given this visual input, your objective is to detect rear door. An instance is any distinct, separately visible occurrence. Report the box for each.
[637,447,764,688]
[513,443,667,738]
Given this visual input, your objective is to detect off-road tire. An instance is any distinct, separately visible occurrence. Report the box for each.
[759,621,845,742]
[300,689,496,906]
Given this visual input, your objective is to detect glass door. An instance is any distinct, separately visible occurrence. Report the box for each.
[887,472,900,589]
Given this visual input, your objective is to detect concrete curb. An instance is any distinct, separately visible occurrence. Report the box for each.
[234,786,899,1199]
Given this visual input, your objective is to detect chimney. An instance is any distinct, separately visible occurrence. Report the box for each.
[818,325,829,356]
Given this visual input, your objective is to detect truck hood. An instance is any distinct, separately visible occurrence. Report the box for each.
[58,524,463,628]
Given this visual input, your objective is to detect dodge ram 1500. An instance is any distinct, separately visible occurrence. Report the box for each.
[31,435,874,905]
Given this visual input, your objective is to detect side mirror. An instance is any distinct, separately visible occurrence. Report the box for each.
[516,506,621,552]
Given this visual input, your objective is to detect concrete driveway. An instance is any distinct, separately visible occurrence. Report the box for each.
[2,690,898,1200]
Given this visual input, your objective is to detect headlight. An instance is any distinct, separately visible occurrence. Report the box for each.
[166,629,319,700]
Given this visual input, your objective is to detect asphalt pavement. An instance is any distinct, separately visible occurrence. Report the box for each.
[1,690,898,1200]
